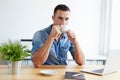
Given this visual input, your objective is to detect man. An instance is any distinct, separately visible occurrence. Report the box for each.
[32,4,85,68]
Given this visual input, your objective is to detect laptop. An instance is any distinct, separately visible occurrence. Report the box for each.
[81,50,120,76]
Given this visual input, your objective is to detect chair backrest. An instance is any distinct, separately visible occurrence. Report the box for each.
[21,39,32,52]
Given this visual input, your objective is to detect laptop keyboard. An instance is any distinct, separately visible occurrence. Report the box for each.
[92,68,104,73]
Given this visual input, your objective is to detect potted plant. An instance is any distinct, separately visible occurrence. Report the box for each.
[0,40,31,75]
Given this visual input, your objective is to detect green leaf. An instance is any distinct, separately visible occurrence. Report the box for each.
[0,39,31,61]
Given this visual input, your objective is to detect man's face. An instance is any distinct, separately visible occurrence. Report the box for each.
[52,10,70,25]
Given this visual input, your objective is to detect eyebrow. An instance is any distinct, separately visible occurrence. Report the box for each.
[58,17,69,20]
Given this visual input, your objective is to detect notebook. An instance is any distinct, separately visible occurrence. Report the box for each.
[65,71,85,80]
[81,50,120,76]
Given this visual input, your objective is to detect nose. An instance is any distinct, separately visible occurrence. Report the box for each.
[61,19,67,25]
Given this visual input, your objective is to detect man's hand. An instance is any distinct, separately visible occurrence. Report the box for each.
[66,29,85,65]
[50,25,62,39]
[66,29,77,43]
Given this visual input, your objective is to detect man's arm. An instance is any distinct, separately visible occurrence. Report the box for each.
[72,41,85,65]
[32,25,61,68]
[66,30,85,65]
[32,35,54,68]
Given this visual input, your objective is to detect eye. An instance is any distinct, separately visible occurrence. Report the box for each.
[58,17,63,20]
[65,18,69,21]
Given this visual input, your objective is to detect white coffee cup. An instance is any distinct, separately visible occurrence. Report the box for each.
[60,25,68,32]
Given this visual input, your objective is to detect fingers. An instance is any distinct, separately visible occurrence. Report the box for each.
[66,29,76,41]
[50,25,62,38]
[66,29,74,37]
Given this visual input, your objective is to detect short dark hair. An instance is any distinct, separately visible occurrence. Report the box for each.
[54,4,70,15]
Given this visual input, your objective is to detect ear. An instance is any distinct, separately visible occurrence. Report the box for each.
[52,15,54,21]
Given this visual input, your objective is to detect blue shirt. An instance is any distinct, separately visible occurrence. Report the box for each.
[32,25,75,65]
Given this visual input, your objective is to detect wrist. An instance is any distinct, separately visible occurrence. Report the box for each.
[72,39,78,44]
[48,35,55,41]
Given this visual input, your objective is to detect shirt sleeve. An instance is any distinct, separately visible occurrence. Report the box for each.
[69,41,75,60]
[31,30,48,55]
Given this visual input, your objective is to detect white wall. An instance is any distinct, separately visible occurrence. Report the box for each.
[110,0,120,50]
[0,0,102,57]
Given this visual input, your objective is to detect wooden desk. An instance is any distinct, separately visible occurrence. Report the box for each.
[0,65,120,80]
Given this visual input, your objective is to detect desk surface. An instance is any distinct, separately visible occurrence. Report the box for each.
[0,65,120,80]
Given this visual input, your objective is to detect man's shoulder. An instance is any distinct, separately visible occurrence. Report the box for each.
[34,30,46,36]
[34,26,51,38]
